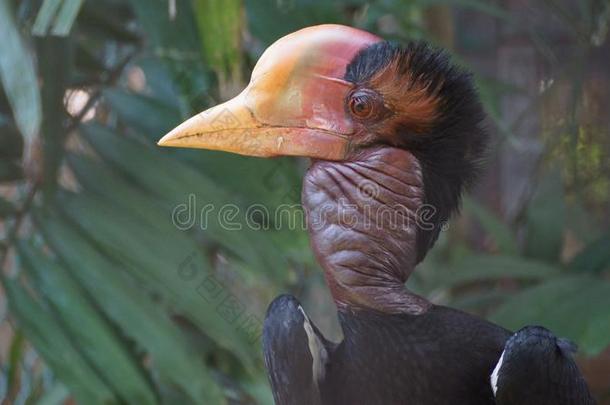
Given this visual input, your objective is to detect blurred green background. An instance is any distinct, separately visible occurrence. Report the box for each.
[0,0,609,404]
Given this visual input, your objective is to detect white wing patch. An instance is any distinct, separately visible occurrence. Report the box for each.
[490,350,505,396]
[298,306,328,388]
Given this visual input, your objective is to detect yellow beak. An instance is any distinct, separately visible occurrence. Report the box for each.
[157,90,351,160]
[157,24,381,160]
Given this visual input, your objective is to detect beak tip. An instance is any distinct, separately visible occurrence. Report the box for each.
[157,133,175,147]
[158,117,202,148]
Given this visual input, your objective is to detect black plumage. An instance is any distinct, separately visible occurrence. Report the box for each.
[493,326,596,405]
[263,295,331,405]
[265,295,510,405]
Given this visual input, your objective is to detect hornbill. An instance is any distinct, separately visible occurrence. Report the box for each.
[159,25,595,405]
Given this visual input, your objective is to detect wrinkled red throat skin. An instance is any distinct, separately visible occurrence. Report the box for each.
[302,147,432,315]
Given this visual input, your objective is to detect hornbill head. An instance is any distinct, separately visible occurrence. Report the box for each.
[159,24,487,314]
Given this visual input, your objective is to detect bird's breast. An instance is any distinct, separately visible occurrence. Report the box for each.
[319,306,509,405]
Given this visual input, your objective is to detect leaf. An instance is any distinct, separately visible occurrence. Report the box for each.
[491,276,591,329]
[53,189,261,372]
[436,254,559,288]
[242,376,275,405]
[570,233,610,274]
[135,57,182,103]
[185,152,303,208]
[4,331,25,404]
[0,0,42,140]
[104,83,303,209]
[579,306,610,355]
[491,276,610,355]
[193,0,242,85]
[34,383,70,405]
[245,0,345,46]
[103,88,182,139]
[449,290,511,312]
[51,0,84,36]
[32,0,63,36]
[80,123,289,281]
[101,89,308,260]
[462,196,518,255]
[17,242,159,404]
[33,0,84,36]
[4,277,117,404]
[66,153,175,231]
[127,0,200,52]
[127,0,208,110]
[35,206,227,404]
[37,36,70,196]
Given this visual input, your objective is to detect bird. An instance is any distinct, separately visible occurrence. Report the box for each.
[158,24,595,405]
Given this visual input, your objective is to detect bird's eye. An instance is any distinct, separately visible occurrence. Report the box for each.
[348,91,375,119]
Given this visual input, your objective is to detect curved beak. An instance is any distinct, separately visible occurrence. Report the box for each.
[158,24,381,160]
[157,87,351,160]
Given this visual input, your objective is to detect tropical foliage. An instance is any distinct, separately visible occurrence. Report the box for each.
[0,0,609,404]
